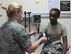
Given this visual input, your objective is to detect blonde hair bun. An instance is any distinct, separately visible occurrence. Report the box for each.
[2,2,22,11]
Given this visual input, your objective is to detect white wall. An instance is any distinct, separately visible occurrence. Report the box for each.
[0,5,8,27]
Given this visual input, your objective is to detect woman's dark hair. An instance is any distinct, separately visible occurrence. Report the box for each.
[50,8,60,18]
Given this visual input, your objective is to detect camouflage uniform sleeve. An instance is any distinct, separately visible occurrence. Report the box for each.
[13,27,31,49]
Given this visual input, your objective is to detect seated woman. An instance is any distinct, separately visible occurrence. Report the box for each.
[40,8,68,54]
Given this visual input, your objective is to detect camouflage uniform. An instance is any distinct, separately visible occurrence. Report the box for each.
[0,19,31,54]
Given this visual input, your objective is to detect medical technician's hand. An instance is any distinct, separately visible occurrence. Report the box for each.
[29,30,36,36]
